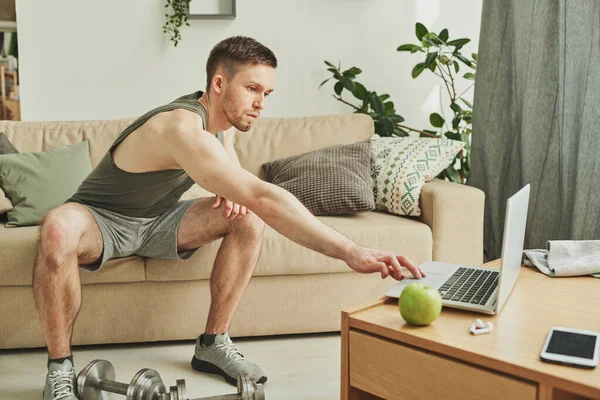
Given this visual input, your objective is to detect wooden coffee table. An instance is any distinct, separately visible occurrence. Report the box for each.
[341,260,600,400]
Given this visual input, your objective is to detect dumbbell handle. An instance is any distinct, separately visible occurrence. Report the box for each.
[96,378,129,396]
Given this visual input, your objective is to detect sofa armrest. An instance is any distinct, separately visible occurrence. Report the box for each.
[418,179,485,265]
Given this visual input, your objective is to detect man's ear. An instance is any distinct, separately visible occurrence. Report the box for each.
[212,75,224,94]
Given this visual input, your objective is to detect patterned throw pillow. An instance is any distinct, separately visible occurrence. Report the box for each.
[263,140,374,216]
[371,134,465,216]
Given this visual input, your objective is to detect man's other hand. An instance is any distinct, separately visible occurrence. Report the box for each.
[212,195,250,220]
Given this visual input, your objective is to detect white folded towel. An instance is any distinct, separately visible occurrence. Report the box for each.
[523,240,600,278]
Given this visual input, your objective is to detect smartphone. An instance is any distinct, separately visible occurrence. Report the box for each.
[540,327,599,369]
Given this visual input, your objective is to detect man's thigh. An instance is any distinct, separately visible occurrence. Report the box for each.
[176,197,233,251]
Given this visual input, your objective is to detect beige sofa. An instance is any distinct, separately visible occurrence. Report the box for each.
[0,114,484,350]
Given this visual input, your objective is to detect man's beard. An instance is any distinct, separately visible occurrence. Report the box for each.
[222,92,253,132]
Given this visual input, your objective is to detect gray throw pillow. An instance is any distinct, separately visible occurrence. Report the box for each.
[263,140,374,216]
[0,132,18,214]
[0,141,93,227]
[0,132,18,155]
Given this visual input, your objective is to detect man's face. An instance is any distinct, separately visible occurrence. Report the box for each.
[221,64,275,132]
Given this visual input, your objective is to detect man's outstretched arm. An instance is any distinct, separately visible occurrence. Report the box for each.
[160,115,424,281]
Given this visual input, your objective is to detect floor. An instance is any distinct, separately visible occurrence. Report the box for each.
[0,332,341,400]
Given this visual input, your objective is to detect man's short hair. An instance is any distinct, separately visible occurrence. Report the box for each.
[206,36,277,92]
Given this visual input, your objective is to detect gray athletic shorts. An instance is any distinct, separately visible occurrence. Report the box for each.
[79,199,198,272]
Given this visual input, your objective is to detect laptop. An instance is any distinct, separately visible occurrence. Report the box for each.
[385,184,530,315]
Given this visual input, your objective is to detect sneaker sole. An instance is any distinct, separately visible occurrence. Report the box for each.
[191,356,267,386]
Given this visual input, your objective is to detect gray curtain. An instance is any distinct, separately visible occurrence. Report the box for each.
[468,0,600,261]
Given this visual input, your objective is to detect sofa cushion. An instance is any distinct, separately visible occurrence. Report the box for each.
[0,224,147,286]
[263,140,374,216]
[0,142,93,227]
[145,211,432,281]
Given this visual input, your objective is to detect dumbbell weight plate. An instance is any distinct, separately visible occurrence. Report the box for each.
[168,379,186,400]
[238,373,264,400]
[77,359,115,400]
[126,369,165,400]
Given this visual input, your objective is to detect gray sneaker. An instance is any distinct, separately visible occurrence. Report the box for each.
[191,332,267,386]
[43,359,77,400]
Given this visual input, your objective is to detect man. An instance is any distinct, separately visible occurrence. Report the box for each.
[34,36,425,399]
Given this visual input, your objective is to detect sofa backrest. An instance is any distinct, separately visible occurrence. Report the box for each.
[233,113,374,178]
[0,113,374,178]
[0,119,135,168]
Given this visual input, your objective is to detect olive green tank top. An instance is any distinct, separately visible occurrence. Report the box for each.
[67,91,224,218]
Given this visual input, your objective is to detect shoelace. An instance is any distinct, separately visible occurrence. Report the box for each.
[49,370,75,400]
[215,338,245,361]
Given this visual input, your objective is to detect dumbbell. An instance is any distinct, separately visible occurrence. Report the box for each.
[190,373,264,400]
[77,359,265,400]
[77,359,185,400]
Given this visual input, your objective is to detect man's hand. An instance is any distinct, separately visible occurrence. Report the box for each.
[212,195,250,220]
[345,246,426,281]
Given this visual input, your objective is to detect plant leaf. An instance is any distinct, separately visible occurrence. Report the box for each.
[379,94,390,101]
[424,52,438,68]
[453,61,460,73]
[463,72,476,80]
[371,93,385,114]
[472,53,478,61]
[411,63,426,79]
[452,115,462,129]
[382,118,394,135]
[460,98,473,108]
[455,54,473,67]
[344,66,362,76]
[439,28,449,42]
[340,78,356,92]
[352,82,367,101]
[394,127,409,136]
[416,23,428,41]
[424,32,444,46]
[397,44,421,52]
[447,38,471,47]
[450,102,462,113]
[318,78,331,89]
[384,102,395,116]
[325,61,336,68]
[429,113,445,128]
[388,114,405,123]
[445,131,462,141]
[334,81,344,96]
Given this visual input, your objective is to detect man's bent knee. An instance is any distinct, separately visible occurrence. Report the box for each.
[38,205,100,270]
[231,213,265,239]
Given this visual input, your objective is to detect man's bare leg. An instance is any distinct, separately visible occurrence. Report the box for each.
[178,197,267,385]
[33,204,103,359]
[177,197,265,334]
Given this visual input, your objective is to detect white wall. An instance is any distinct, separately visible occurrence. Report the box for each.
[15,0,482,130]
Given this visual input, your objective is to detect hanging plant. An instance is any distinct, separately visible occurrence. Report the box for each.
[163,0,192,47]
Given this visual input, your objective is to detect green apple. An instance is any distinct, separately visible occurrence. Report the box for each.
[398,282,443,326]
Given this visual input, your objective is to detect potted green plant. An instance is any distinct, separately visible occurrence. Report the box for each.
[320,23,477,184]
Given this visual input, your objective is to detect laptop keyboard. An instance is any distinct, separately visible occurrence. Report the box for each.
[438,267,499,305]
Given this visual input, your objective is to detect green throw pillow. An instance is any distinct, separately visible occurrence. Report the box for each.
[0,141,92,227]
